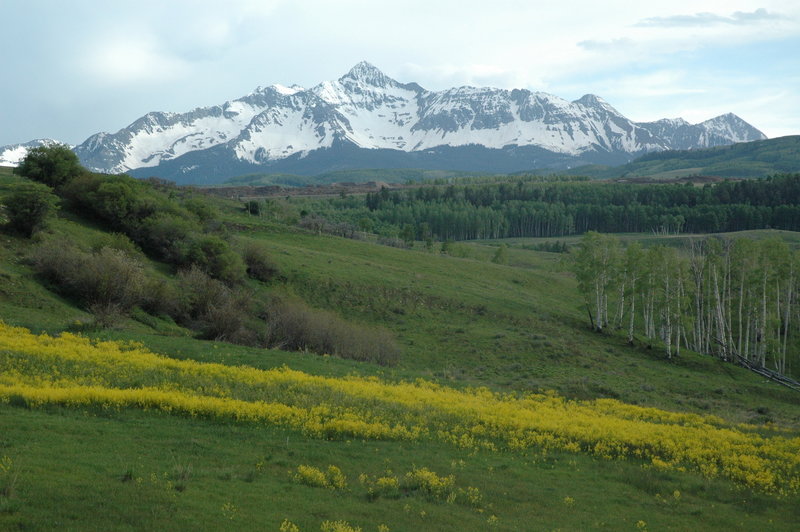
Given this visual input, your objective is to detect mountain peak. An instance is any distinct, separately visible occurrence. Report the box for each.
[63,64,768,180]
[574,94,621,115]
[340,61,395,87]
[700,113,767,142]
[704,112,744,124]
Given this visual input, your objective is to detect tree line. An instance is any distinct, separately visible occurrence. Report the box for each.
[329,175,800,241]
[573,232,798,378]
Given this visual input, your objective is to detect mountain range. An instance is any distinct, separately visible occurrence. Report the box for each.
[0,139,65,167]
[2,62,767,184]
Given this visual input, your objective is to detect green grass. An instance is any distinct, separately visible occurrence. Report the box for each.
[1,170,799,530]
[3,405,799,532]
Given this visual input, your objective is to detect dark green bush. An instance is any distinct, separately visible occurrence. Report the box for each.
[14,144,83,188]
[183,197,219,224]
[240,240,280,282]
[137,212,197,264]
[89,232,142,257]
[188,235,246,285]
[2,182,59,237]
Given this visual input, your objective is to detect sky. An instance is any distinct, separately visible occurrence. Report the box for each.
[1,0,798,146]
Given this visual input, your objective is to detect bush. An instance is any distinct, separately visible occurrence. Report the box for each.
[264,295,400,365]
[2,182,59,237]
[491,244,509,265]
[240,241,279,282]
[29,241,147,320]
[14,144,84,188]
[173,267,255,343]
[137,213,197,264]
[89,232,142,257]
[188,235,247,285]
[62,173,198,263]
[183,197,219,224]
[245,200,261,216]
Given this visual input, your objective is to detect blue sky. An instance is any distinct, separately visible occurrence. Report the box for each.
[1,0,798,146]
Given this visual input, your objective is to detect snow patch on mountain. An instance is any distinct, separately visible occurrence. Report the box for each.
[0,139,66,167]
[272,84,304,96]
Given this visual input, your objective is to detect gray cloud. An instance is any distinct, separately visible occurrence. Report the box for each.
[636,8,786,28]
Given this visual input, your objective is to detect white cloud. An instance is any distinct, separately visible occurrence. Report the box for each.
[636,8,787,27]
[81,36,190,86]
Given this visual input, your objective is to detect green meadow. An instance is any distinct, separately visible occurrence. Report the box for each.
[1,164,799,531]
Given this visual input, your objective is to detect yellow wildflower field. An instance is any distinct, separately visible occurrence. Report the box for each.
[0,321,798,494]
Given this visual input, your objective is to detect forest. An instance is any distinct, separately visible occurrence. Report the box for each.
[303,174,800,241]
[574,232,799,379]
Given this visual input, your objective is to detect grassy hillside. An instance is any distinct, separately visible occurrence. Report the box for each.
[1,164,799,530]
[569,136,800,180]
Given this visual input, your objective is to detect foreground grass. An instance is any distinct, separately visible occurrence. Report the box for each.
[3,322,798,494]
[2,403,799,530]
[0,328,800,530]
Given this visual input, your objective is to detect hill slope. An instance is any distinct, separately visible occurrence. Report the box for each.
[0,166,798,530]
[569,135,800,179]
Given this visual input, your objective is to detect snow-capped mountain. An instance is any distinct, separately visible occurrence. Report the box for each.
[0,139,66,167]
[11,62,769,183]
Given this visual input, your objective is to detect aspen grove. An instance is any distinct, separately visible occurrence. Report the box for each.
[573,232,798,377]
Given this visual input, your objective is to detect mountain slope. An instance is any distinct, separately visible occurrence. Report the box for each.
[568,135,800,179]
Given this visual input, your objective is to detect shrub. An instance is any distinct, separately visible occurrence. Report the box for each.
[245,200,261,216]
[377,236,407,249]
[64,173,165,227]
[240,240,279,282]
[173,267,255,343]
[83,247,147,310]
[298,214,358,239]
[29,241,147,320]
[264,296,400,365]
[491,243,509,265]
[62,173,200,264]
[137,213,197,264]
[2,182,59,237]
[188,235,247,285]
[184,197,219,223]
[140,277,182,318]
[89,232,142,257]
[14,144,83,188]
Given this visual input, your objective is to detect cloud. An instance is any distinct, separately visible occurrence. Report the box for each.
[636,8,787,28]
[577,38,635,52]
[81,36,190,85]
